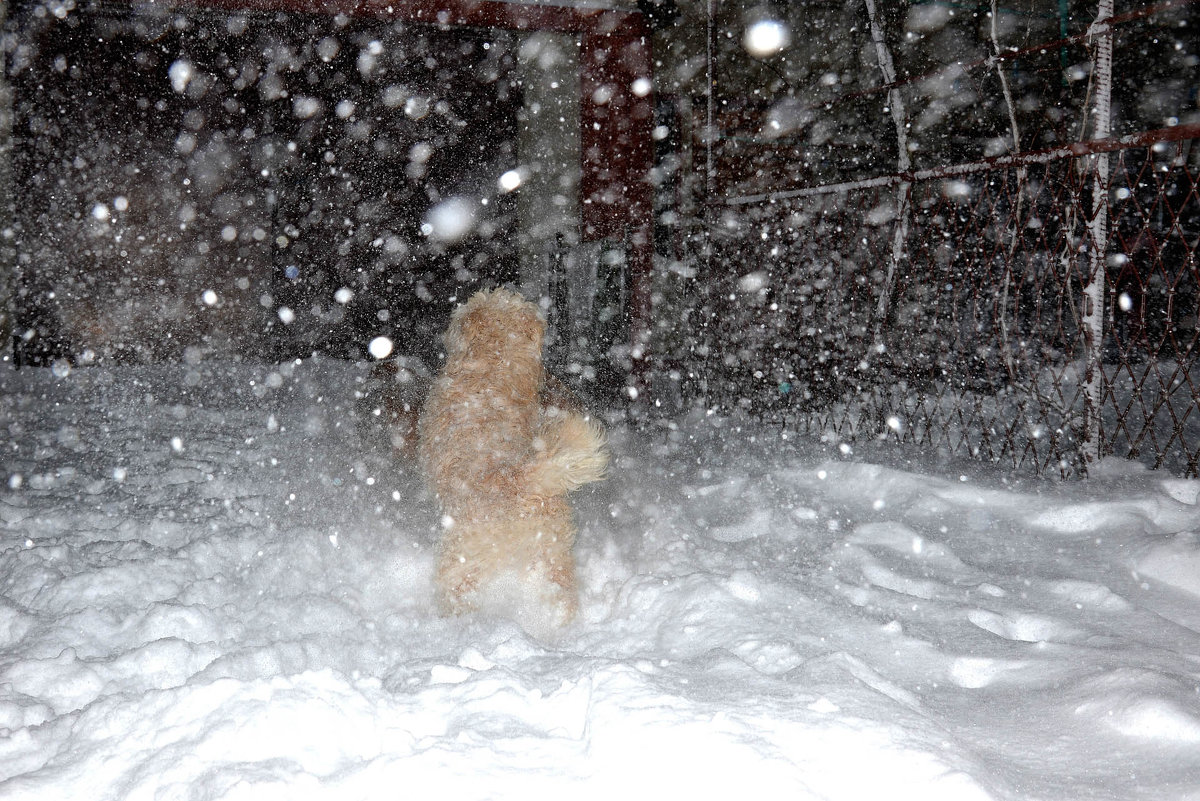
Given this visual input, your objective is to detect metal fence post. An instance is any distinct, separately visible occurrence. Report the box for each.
[1081,0,1114,471]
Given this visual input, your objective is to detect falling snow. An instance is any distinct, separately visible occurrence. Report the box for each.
[1,2,1197,798]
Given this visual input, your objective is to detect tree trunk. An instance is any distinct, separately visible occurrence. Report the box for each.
[863,0,911,352]
[991,0,1025,383]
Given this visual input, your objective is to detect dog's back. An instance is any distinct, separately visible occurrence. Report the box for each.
[416,289,609,627]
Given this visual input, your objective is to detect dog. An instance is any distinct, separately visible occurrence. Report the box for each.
[418,288,609,628]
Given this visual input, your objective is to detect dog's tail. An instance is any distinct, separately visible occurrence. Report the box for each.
[527,413,609,497]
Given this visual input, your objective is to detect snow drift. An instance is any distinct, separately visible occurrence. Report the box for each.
[1,358,1199,800]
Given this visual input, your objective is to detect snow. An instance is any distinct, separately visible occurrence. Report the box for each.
[421,197,479,243]
[367,336,394,360]
[743,19,791,59]
[2,358,1199,800]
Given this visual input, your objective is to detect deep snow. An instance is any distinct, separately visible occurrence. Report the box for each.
[1,357,1199,800]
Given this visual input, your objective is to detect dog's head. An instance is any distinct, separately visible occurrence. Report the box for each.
[445,288,545,362]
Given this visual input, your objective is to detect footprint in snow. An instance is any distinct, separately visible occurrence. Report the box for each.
[1073,672,1200,744]
[1047,579,1131,611]
[948,655,1035,689]
[966,608,1086,644]
[1028,497,1197,536]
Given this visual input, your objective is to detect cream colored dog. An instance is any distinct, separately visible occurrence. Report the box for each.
[418,289,609,628]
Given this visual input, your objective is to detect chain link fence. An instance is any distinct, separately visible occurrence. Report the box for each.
[638,1,1199,478]
[660,129,1198,478]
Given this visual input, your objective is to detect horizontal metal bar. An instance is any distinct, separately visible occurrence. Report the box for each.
[724,122,1200,206]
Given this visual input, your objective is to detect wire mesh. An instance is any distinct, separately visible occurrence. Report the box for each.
[667,136,1198,478]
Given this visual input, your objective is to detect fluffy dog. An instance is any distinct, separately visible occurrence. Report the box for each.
[418,288,609,628]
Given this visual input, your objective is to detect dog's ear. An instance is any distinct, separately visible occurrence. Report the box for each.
[449,302,505,357]
[443,303,468,356]
[519,309,545,348]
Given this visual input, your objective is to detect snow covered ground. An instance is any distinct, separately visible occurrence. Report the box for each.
[2,357,1199,800]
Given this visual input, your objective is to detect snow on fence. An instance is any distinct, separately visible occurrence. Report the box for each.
[690,125,1199,478]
